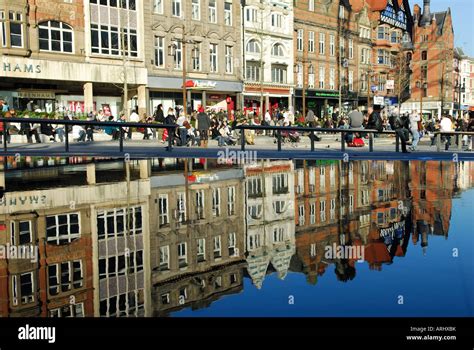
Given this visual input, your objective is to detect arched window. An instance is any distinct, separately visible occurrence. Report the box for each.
[271,43,284,56]
[38,21,73,53]
[246,39,260,53]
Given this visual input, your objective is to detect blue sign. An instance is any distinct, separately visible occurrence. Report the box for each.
[381,5,407,30]
[371,86,378,92]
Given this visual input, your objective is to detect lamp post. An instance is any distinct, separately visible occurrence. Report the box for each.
[168,24,200,116]
[456,80,465,118]
[416,79,427,119]
[366,69,374,110]
[294,60,313,119]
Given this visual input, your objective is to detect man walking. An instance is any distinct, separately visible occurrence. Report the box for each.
[409,110,421,151]
[197,107,211,148]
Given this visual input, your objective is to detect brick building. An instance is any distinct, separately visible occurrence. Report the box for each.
[402,0,455,117]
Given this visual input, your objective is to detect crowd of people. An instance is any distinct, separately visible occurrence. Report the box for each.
[1,97,473,152]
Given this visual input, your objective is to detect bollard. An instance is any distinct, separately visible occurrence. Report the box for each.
[395,133,400,152]
[311,132,315,151]
[457,134,462,151]
[119,127,124,152]
[167,127,173,151]
[369,133,374,152]
[277,130,282,151]
[241,128,245,151]
[3,120,7,152]
[65,126,69,152]
[341,132,345,152]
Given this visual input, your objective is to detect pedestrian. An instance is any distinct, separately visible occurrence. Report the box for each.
[153,104,165,140]
[389,112,410,153]
[306,109,316,128]
[439,114,453,150]
[196,106,211,148]
[409,110,421,151]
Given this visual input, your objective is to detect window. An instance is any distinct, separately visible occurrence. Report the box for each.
[161,293,170,305]
[308,66,315,88]
[298,205,305,225]
[10,220,32,245]
[330,198,336,219]
[158,194,169,226]
[246,39,260,53]
[100,290,144,317]
[320,167,326,189]
[360,26,370,39]
[228,187,235,216]
[348,39,353,59]
[248,177,262,197]
[225,45,233,73]
[12,272,34,305]
[213,236,221,259]
[197,238,206,262]
[192,44,201,71]
[46,213,80,245]
[349,70,353,91]
[271,65,287,84]
[272,43,284,57]
[192,0,200,20]
[195,190,205,219]
[246,61,261,81]
[340,37,345,57]
[246,8,257,23]
[391,31,399,43]
[210,43,218,72]
[297,29,303,51]
[309,0,315,11]
[159,246,169,270]
[310,203,316,224]
[0,11,6,47]
[48,260,83,294]
[90,4,138,58]
[173,40,182,69]
[154,36,165,67]
[248,233,261,250]
[320,200,326,222]
[228,232,236,256]
[224,1,232,26]
[212,188,221,217]
[271,13,283,28]
[377,49,390,65]
[308,31,314,53]
[273,200,286,214]
[421,34,428,42]
[38,21,73,53]
[330,67,335,90]
[361,48,370,64]
[273,227,285,243]
[178,243,187,268]
[172,0,181,17]
[153,0,163,14]
[272,174,288,194]
[421,50,427,60]
[378,26,389,41]
[339,5,345,19]
[209,0,217,23]
[330,35,335,56]
[319,66,325,89]
[248,204,263,219]
[97,207,142,240]
[50,303,84,317]
[319,32,325,55]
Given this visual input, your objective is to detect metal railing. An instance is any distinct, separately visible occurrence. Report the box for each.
[0,117,177,153]
[235,124,396,152]
[434,131,474,152]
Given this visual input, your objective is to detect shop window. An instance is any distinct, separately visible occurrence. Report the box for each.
[0,10,24,48]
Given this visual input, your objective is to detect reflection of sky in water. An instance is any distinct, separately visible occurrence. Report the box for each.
[174,190,474,317]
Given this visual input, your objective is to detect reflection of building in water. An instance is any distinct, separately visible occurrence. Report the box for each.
[0,161,151,317]
[410,161,458,253]
[244,161,296,289]
[150,166,246,314]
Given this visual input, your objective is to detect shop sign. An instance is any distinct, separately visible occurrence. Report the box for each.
[17,90,55,99]
[3,62,41,74]
[185,80,216,89]
[68,101,97,113]
[310,91,340,98]
[380,6,407,30]
[374,96,385,105]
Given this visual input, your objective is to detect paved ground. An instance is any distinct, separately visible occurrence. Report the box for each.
[2,133,473,161]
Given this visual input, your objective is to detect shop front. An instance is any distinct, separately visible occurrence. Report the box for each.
[295,89,359,119]
[147,76,242,118]
[0,56,147,116]
[243,85,292,118]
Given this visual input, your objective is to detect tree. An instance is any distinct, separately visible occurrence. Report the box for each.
[390,51,411,115]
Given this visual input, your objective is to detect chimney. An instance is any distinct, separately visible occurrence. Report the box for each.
[420,0,431,26]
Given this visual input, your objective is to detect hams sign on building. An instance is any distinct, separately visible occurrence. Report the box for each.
[380,5,407,30]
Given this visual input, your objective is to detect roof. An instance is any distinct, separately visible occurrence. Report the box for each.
[432,11,448,35]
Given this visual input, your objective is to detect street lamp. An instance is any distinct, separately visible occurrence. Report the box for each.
[455,80,465,118]
[294,60,313,119]
[416,80,427,119]
[167,25,199,116]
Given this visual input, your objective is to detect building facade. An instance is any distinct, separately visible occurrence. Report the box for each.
[0,0,148,117]
[242,0,294,116]
[144,0,243,116]
[402,0,455,117]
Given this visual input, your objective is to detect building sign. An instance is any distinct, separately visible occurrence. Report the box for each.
[3,62,41,74]
[385,80,395,90]
[68,101,97,113]
[0,195,47,207]
[380,220,405,245]
[308,91,340,98]
[380,6,407,30]
[17,90,55,99]
[374,96,385,105]
[185,80,217,90]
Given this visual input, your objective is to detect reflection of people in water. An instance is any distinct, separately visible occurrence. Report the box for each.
[334,260,356,282]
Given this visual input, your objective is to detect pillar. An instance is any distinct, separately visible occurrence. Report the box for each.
[86,163,96,185]
[139,159,150,179]
[202,91,207,109]
[187,90,192,113]
[137,85,147,116]
[83,82,94,114]
[265,95,270,114]
[0,171,5,189]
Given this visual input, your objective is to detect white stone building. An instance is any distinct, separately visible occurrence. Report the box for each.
[242,0,294,116]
